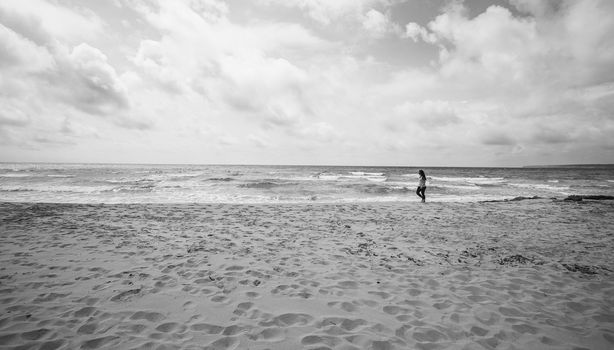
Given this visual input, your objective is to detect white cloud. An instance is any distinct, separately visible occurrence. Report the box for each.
[393,0,614,153]
[362,9,401,38]
[393,100,461,128]
[257,0,395,25]
[0,23,54,71]
[404,22,435,43]
[0,102,30,127]
[51,43,129,116]
[0,0,104,44]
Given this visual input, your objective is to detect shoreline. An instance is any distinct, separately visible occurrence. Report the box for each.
[1,201,613,349]
[1,193,613,205]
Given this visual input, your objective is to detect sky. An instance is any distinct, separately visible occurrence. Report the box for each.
[0,0,613,167]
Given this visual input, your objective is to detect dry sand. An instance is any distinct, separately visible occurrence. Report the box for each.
[0,200,613,349]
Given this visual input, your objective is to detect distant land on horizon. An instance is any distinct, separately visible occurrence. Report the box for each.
[523,164,614,168]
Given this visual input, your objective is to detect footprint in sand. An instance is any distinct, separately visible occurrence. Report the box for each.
[368,291,391,300]
[0,333,19,345]
[412,328,447,343]
[232,302,254,316]
[77,323,98,334]
[301,334,343,347]
[336,281,359,289]
[130,311,165,323]
[211,295,230,303]
[244,291,259,298]
[39,339,66,350]
[74,306,97,318]
[474,309,500,326]
[80,335,120,349]
[222,324,251,336]
[382,305,409,315]
[470,326,489,337]
[260,313,314,327]
[317,317,368,332]
[155,322,187,333]
[33,292,70,303]
[433,300,453,310]
[203,336,240,350]
[395,325,413,340]
[499,306,526,317]
[110,288,142,302]
[271,284,312,299]
[246,326,284,343]
[225,265,245,271]
[20,328,51,340]
[190,323,224,334]
[328,301,360,313]
[511,323,538,334]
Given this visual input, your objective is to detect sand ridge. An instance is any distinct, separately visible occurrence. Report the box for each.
[0,200,613,349]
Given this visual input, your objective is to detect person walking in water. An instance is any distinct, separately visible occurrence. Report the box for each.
[416,170,427,202]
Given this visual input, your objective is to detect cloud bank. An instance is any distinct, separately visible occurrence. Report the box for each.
[0,0,612,165]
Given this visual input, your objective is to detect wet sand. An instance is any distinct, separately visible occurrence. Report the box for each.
[0,200,613,349]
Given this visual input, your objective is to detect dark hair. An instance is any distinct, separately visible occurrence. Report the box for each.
[418,170,426,179]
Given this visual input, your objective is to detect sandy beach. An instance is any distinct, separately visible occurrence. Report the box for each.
[1,200,613,349]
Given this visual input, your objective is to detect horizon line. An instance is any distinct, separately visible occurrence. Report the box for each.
[1,161,613,168]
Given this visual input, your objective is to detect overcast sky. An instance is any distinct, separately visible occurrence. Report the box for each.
[1,0,613,166]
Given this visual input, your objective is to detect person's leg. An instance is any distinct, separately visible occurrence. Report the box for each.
[421,187,426,202]
[416,187,423,200]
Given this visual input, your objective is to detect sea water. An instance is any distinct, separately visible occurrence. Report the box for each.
[0,163,612,204]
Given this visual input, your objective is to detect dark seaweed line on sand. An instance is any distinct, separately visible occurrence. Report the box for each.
[481,194,614,203]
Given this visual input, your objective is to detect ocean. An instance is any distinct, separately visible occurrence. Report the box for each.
[0,163,613,204]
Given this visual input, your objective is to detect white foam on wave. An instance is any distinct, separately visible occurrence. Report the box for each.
[350,172,384,176]
[435,184,479,191]
[0,173,31,178]
[317,173,340,180]
[365,176,387,182]
[430,176,505,184]
[508,183,570,192]
[317,173,387,182]
[0,184,103,193]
